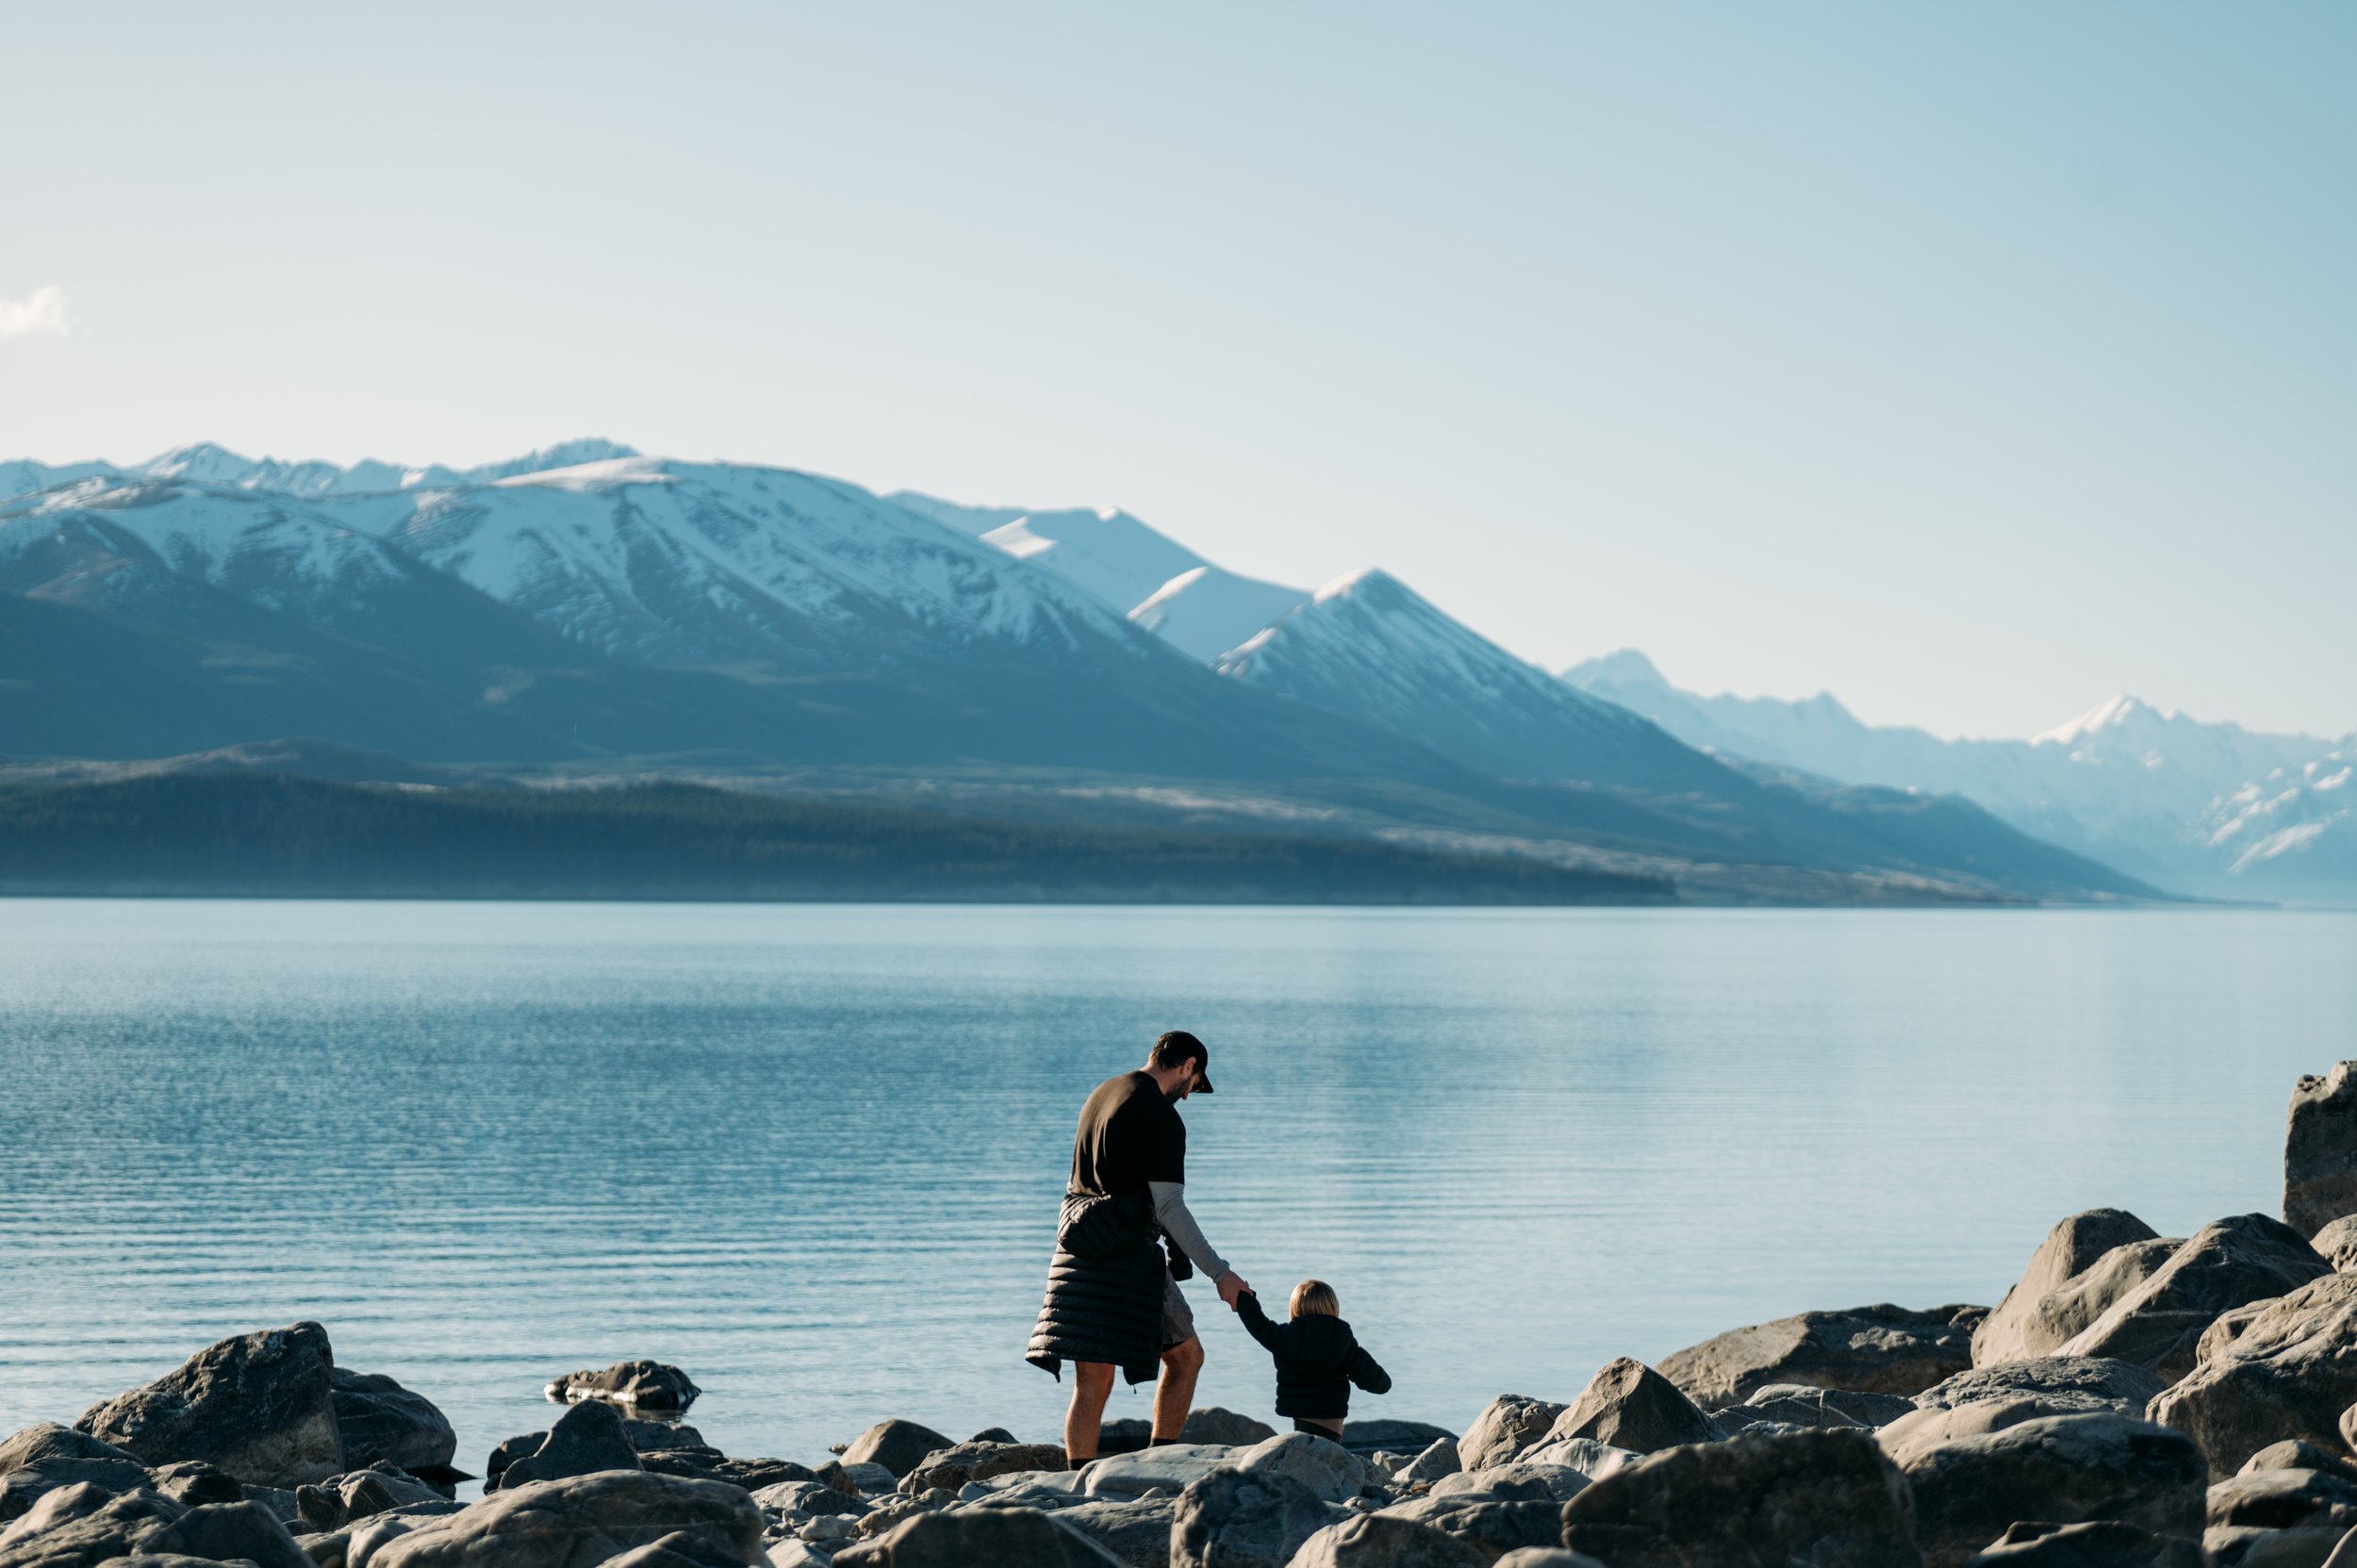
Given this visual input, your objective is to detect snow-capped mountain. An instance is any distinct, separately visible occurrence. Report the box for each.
[1564,649,2350,898]
[889,491,1311,663]
[2200,737,2357,892]
[0,438,644,501]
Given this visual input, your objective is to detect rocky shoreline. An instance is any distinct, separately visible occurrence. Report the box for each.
[16,1064,2357,1568]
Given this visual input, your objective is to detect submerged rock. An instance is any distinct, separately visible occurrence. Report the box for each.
[543,1361,701,1413]
[1659,1302,1984,1407]
[74,1322,343,1489]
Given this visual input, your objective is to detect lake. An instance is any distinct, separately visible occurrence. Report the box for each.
[2,900,2352,1476]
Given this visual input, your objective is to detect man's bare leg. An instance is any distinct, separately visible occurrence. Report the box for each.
[1063,1361,1115,1465]
[1152,1334,1205,1441]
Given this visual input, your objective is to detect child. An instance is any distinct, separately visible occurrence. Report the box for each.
[1234,1279,1392,1438]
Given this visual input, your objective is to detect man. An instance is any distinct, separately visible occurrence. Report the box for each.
[1027,1030,1249,1466]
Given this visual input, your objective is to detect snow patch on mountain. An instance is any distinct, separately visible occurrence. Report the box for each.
[1129,565,1309,663]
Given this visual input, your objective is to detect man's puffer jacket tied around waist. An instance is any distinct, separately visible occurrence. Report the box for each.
[1029,1190,1167,1384]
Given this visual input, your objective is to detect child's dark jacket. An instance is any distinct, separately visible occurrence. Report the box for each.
[1234,1291,1392,1421]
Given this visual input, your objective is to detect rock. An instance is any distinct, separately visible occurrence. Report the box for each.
[621,1424,706,1456]
[2058,1216,2330,1379]
[0,1484,189,1567]
[1544,1359,1719,1454]
[367,1472,764,1568]
[837,1423,954,1483]
[1901,1412,2206,1568]
[1882,1396,2144,1471]
[749,1481,863,1517]
[1491,1555,1606,1568]
[1169,1466,1341,1568]
[816,1462,895,1498]
[1229,1434,1369,1506]
[335,1469,449,1522]
[1092,1421,1153,1459]
[1966,1519,2206,1565]
[2248,1443,2357,1482]
[898,1443,1065,1494]
[543,1362,701,1413]
[2312,1218,2357,1272]
[1976,1211,2168,1366]
[330,1372,456,1477]
[1393,1440,1458,1487]
[2151,1273,2357,1478]
[1337,1424,1455,1461]
[2288,1064,2357,1238]
[1659,1302,1985,1407]
[148,1498,317,1568]
[74,1322,344,1489]
[2209,1526,2348,1568]
[967,1428,1019,1445]
[651,1457,812,1493]
[2208,1468,2357,1530]
[0,1431,140,1475]
[150,1461,245,1508]
[0,1460,157,1524]
[829,1506,1124,1567]
[1180,1411,1277,1447]
[764,1544,829,1568]
[1511,1438,1641,1481]
[1721,1384,1918,1430]
[599,1528,749,1568]
[1080,1444,1233,1500]
[1456,1398,1563,1472]
[1050,1495,1170,1568]
[1559,1428,1922,1568]
[1376,1494,1561,1557]
[1917,1358,2170,1414]
[494,1401,643,1492]
[1287,1514,1490,1567]
[1426,1464,1586,1504]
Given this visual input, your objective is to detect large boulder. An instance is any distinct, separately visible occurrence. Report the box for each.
[494,1402,642,1492]
[1542,1360,1718,1455]
[1052,1495,1171,1568]
[1966,1520,2206,1566]
[899,1443,1065,1494]
[1900,1412,2206,1568]
[1181,1410,1277,1447]
[1456,1398,1563,1472]
[1287,1514,1491,1567]
[543,1362,700,1413]
[837,1422,955,1482]
[2310,1217,2357,1273]
[1659,1303,1985,1406]
[2287,1064,2357,1239]
[1228,1434,1368,1506]
[2206,1466,2357,1530]
[1882,1396,2130,1471]
[367,1472,763,1568]
[2151,1273,2357,1478]
[1559,1428,1921,1568]
[1977,1211,2167,1366]
[331,1370,457,1477]
[1169,1466,1341,1568]
[1339,1423,1456,1460]
[1917,1357,2169,1415]
[0,1484,189,1568]
[2058,1216,2331,1380]
[74,1323,343,1488]
[1080,1444,1233,1500]
[1715,1384,1918,1433]
[829,1506,1123,1567]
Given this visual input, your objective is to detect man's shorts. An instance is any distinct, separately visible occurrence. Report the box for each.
[1160,1269,1196,1350]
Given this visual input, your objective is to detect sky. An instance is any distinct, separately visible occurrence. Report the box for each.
[3,3,2351,740]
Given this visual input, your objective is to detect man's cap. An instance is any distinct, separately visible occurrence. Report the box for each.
[1156,1029,1213,1094]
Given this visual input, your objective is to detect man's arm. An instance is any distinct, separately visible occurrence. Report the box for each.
[1148,1180,1247,1303]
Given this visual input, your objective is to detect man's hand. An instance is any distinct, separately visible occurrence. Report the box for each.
[1216,1272,1250,1311]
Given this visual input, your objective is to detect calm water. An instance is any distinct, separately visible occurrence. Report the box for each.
[3,900,2353,1477]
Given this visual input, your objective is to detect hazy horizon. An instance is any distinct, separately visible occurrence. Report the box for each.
[4,3,2351,738]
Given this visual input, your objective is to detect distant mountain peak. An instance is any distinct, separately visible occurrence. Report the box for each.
[1562,648,1671,690]
[1312,566,1404,604]
[2036,693,2176,745]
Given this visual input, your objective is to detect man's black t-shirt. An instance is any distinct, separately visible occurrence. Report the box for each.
[1069,1071,1185,1197]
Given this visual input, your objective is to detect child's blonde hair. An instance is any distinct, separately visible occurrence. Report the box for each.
[1290,1279,1339,1318]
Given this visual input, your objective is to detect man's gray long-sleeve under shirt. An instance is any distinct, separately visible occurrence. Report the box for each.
[1149,1180,1229,1281]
